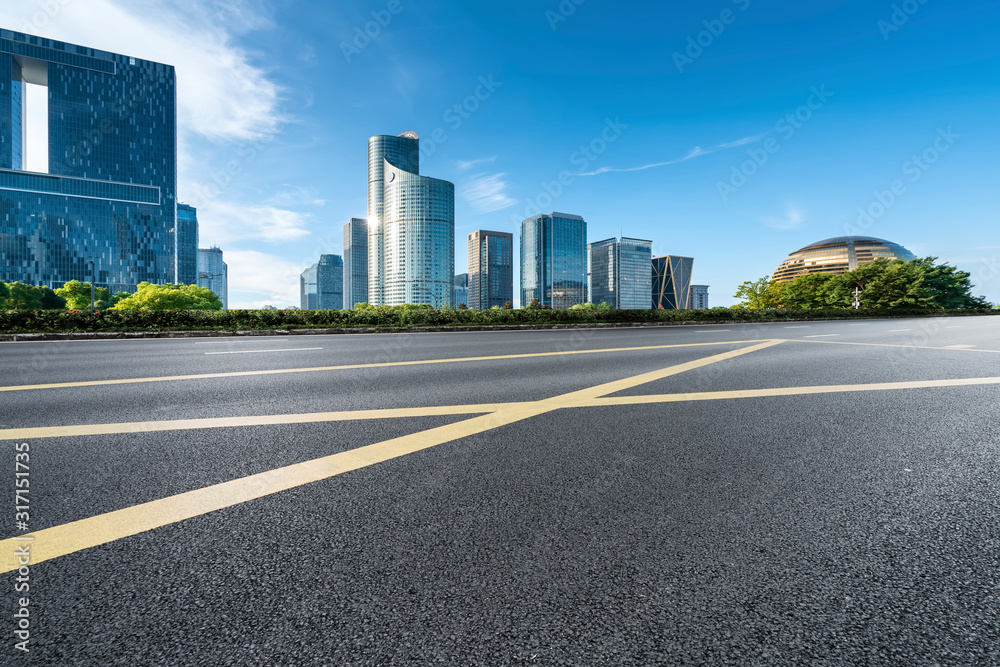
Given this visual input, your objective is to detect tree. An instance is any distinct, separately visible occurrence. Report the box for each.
[780,273,839,310]
[110,283,223,311]
[38,286,67,310]
[0,282,10,310]
[352,302,374,311]
[6,282,44,310]
[56,281,117,310]
[525,298,551,310]
[502,301,513,310]
[733,277,786,309]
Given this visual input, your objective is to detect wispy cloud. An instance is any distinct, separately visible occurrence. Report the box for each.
[199,201,312,244]
[760,206,805,230]
[457,156,498,172]
[461,173,517,213]
[225,249,306,308]
[578,134,767,176]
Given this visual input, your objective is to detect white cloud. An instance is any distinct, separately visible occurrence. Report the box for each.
[460,173,517,214]
[198,200,312,244]
[760,206,805,230]
[578,134,767,176]
[457,156,498,172]
[225,249,306,308]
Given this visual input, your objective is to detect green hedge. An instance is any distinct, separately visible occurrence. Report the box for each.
[0,307,996,334]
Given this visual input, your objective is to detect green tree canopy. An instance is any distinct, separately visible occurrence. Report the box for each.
[6,282,44,310]
[733,278,786,309]
[54,280,113,310]
[0,282,10,310]
[110,283,223,311]
[780,273,839,309]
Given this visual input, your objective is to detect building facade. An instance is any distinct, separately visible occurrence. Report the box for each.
[468,230,513,310]
[771,236,917,283]
[367,132,454,307]
[652,255,694,310]
[343,217,368,308]
[689,285,710,309]
[454,273,468,307]
[301,255,344,310]
[176,204,199,285]
[521,213,587,310]
[588,237,652,309]
[197,247,228,309]
[0,29,178,292]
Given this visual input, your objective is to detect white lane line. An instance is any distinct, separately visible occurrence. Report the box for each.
[943,345,976,350]
[696,330,732,333]
[888,329,913,332]
[805,334,840,338]
[205,348,324,356]
[195,340,268,345]
[784,326,812,329]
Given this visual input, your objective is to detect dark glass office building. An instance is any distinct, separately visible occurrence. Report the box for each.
[176,203,198,285]
[468,229,513,309]
[652,255,694,310]
[0,30,177,292]
[343,217,368,308]
[589,237,652,309]
[301,254,344,310]
[521,212,587,310]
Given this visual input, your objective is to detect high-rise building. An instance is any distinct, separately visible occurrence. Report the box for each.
[453,273,468,307]
[521,213,587,310]
[367,132,454,307]
[176,204,199,285]
[343,218,368,308]
[198,247,228,309]
[0,30,178,291]
[468,230,513,310]
[652,256,694,310]
[689,285,710,309]
[301,255,344,310]
[588,237,653,309]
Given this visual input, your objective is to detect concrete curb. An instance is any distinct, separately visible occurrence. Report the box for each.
[2,314,994,342]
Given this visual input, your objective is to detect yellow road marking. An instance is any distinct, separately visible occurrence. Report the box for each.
[0,340,771,393]
[583,376,1000,407]
[0,341,781,573]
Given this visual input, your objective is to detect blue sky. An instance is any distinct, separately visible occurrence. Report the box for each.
[2,0,998,307]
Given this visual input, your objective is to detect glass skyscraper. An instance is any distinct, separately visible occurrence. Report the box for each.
[589,237,652,309]
[176,203,199,285]
[468,230,513,310]
[689,285,710,309]
[453,273,468,307]
[652,255,695,310]
[197,247,228,310]
[0,29,177,292]
[521,213,587,310]
[301,255,344,310]
[368,132,454,307]
[343,217,368,308]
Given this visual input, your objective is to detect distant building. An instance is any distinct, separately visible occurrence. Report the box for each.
[261,305,277,311]
[454,273,468,307]
[521,213,587,310]
[652,256,694,310]
[689,285,710,309]
[343,218,368,308]
[176,204,199,285]
[468,230,514,309]
[0,29,178,291]
[368,132,454,307]
[589,237,653,309]
[197,247,228,309]
[301,254,343,310]
[771,236,916,283]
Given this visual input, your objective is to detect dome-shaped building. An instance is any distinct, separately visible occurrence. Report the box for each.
[772,236,916,283]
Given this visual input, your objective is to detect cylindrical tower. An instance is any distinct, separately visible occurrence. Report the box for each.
[367,132,419,305]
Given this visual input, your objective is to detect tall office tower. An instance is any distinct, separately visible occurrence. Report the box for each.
[652,255,695,310]
[367,132,455,307]
[589,237,653,309]
[454,273,468,307]
[468,230,514,310]
[0,30,177,291]
[176,204,199,285]
[689,285,710,309]
[197,247,228,309]
[300,257,342,310]
[521,212,587,310]
[343,217,368,308]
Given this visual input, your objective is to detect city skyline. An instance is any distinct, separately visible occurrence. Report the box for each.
[0,1,995,308]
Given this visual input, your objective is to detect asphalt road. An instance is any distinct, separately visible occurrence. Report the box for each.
[2,316,999,665]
